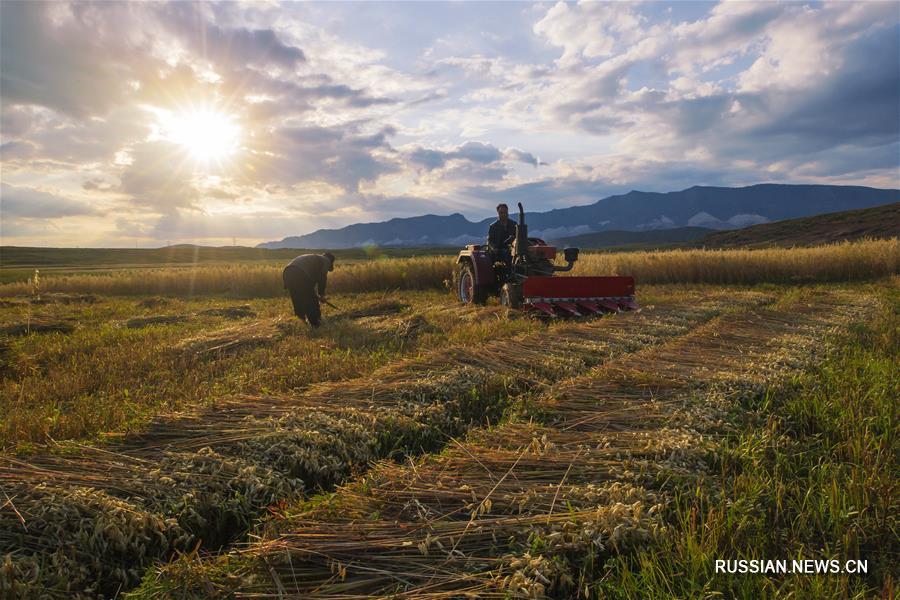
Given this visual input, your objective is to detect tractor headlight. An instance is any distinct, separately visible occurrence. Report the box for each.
[563,247,580,263]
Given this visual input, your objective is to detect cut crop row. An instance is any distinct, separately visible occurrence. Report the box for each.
[0,292,771,598]
[143,290,878,599]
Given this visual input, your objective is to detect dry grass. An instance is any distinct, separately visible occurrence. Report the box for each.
[574,237,899,284]
[0,256,453,298]
[0,280,891,599]
[128,290,880,599]
[0,239,895,298]
[1,293,754,597]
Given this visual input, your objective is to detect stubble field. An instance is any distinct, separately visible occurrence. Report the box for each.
[0,241,897,599]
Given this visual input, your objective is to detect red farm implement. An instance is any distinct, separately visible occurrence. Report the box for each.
[454,203,638,318]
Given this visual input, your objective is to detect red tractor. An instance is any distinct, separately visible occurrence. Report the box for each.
[455,203,638,317]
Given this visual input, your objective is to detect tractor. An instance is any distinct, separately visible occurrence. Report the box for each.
[454,203,638,317]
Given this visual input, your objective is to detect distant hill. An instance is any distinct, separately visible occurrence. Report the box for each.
[550,227,713,250]
[699,202,900,248]
[258,184,900,249]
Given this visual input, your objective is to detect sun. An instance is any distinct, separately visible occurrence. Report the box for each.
[162,108,241,164]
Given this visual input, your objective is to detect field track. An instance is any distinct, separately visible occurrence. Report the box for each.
[0,289,878,598]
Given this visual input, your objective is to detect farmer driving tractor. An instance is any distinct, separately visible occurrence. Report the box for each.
[487,203,517,270]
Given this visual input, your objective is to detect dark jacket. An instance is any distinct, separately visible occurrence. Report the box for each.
[284,254,330,295]
[488,218,517,249]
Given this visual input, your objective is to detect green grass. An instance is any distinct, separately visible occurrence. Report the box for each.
[595,285,898,599]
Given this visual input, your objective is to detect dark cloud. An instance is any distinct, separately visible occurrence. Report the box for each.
[503,148,542,166]
[0,2,143,117]
[210,67,395,122]
[82,178,115,192]
[409,148,449,170]
[1,182,100,218]
[408,141,529,171]
[312,83,396,108]
[454,141,503,163]
[158,3,305,69]
[791,142,900,179]
[3,106,151,167]
[647,24,900,174]
[243,124,399,192]
[0,140,38,161]
[749,24,899,152]
[0,106,36,138]
[405,142,543,184]
[548,15,898,182]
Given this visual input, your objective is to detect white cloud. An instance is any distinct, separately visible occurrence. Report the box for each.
[0,0,896,246]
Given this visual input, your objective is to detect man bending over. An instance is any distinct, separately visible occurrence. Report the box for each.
[282,252,335,327]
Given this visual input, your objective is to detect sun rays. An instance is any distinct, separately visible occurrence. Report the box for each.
[157,106,242,166]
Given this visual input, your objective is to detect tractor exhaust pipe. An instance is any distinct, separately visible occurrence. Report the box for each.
[553,247,580,272]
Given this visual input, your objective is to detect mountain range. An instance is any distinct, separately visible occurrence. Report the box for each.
[257,184,900,249]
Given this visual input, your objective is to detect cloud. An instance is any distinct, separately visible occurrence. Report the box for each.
[3,106,152,168]
[0,2,156,118]
[525,2,899,190]
[1,182,99,218]
[1,0,897,247]
[534,2,643,66]
[746,24,899,152]
[1,140,38,161]
[242,124,399,192]
[163,9,306,70]
[119,141,199,210]
[407,141,540,173]
[503,148,542,167]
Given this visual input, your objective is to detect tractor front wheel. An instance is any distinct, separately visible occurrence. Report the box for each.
[455,262,488,305]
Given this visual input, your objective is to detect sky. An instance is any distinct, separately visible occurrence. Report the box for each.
[1,1,898,247]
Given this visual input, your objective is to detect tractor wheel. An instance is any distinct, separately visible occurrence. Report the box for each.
[455,262,488,305]
[500,283,523,309]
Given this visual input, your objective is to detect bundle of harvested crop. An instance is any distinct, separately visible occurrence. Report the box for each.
[372,386,510,455]
[233,415,378,490]
[0,484,185,598]
[336,300,408,320]
[134,447,300,545]
[389,314,437,344]
[175,318,285,357]
[29,293,97,305]
[196,305,255,319]
[136,297,170,309]
[496,501,666,598]
[125,315,189,329]
[0,318,75,336]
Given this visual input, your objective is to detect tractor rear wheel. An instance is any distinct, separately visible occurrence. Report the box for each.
[455,262,488,305]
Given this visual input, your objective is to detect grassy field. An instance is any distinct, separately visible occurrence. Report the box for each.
[701,202,900,248]
[0,246,897,598]
[0,246,454,285]
[1,238,897,297]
